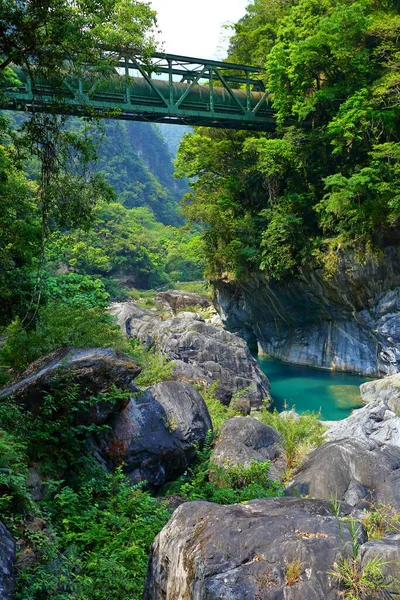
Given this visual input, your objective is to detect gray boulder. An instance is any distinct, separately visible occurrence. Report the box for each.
[211,416,285,480]
[98,381,212,486]
[110,303,271,409]
[287,439,400,510]
[155,289,212,314]
[0,347,140,424]
[324,398,400,450]
[0,522,15,600]
[360,373,400,413]
[359,534,400,594]
[144,497,364,600]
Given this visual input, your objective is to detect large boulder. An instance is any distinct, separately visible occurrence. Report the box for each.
[360,373,400,413]
[155,289,212,314]
[110,302,271,409]
[0,522,15,600]
[287,439,400,510]
[0,347,140,424]
[359,535,400,594]
[211,416,285,480]
[98,381,212,486]
[324,396,400,449]
[144,497,365,600]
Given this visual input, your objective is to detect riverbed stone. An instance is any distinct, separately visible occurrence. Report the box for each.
[360,373,400,413]
[286,439,400,510]
[325,378,400,449]
[211,416,285,480]
[98,380,212,486]
[110,302,271,408]
[143,497,365,600]
[155,289,212,314]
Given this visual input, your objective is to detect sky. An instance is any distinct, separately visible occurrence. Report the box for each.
[149,0,250,60]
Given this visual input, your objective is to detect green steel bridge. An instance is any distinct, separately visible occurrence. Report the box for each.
[0,52,276,132]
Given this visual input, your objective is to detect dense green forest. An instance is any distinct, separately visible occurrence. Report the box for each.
[177,0,400,281]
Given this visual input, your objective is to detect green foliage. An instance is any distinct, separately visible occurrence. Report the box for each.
[173,281,211,297]
[328,501,396,599]
[44,273,110,309]
[0,377,127,475]
[260,408,325,471]
[177,431,284,504]
[0,0,157,76]
[14,470,169,600]
[363,504,400,540]
[0,380,169,600]
[176,0,400,281]
[330,555,391,600]
[134,349,175,388]
[0,141,40,324]
[0,429,31,516]
[47,201,204,290]
[0,304,129,373]
[199,382,239,430]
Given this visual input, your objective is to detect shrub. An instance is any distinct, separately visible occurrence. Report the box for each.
[363,504,400,540]
[0,429,31,519]
[0,304,130,372]
[15,469,170,600]
[199,382,241,430]
[260,408,325,474]
[44,273,110,309]
[167,430,284,504]
[134,349,175,388]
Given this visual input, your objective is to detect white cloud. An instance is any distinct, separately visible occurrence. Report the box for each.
[150,0,249,60]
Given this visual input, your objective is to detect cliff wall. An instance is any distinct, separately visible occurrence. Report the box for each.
[214,247,400,377]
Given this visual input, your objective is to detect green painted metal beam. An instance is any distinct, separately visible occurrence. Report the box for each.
[0,51,276,131]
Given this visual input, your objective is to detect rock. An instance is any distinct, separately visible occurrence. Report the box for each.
[324,394,400,450]
[0,522,15,600]
[360,373,400,414]
[359,534,400,592]
[0,347,140,425]
[211,416,285,480]
[155,289,212,314]
[286,439,400,510]
[144,497,364,600]
[110,303,271,409]
[98,381,212,486]
[214,246,400,377]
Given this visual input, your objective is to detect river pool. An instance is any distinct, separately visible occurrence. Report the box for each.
[256,356,369,421]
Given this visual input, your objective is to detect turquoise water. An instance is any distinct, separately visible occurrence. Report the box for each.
[257,356,368,421]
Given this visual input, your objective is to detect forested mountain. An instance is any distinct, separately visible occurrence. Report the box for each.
[157,123,192,157]
[177,0,400,281]
[96,120,188,225]
[0,111,202,324]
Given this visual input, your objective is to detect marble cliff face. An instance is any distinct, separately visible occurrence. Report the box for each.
[214,246,400,377]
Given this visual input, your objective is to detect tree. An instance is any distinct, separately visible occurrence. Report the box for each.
[176,0,400,281]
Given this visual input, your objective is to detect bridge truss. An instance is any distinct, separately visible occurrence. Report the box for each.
[0,51,276,131]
